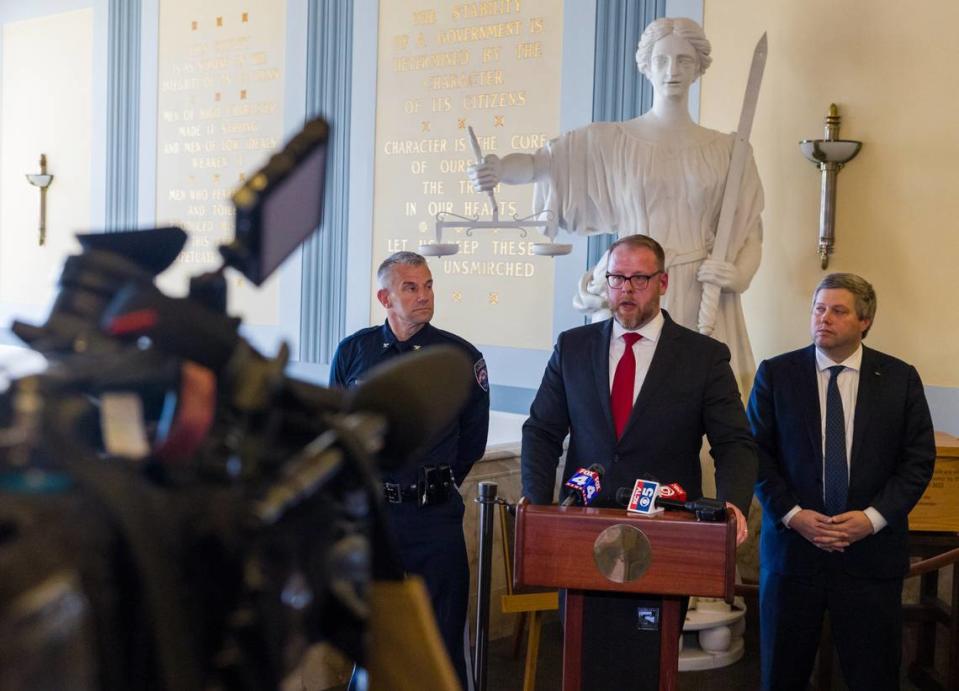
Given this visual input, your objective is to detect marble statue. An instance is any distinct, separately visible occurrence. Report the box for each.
[467,17,764,391]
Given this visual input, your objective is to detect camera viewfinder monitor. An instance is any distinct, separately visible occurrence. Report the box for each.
[225,117,330,286]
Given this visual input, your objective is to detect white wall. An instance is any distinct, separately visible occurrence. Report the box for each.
[0,6,98,330]
[701,0,959,432]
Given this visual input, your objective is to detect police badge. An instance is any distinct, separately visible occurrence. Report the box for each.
[473,357,489,392]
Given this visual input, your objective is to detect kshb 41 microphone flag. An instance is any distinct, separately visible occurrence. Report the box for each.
[657,482,687,502]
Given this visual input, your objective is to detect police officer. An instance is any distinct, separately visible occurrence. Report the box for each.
[330,251,490,688]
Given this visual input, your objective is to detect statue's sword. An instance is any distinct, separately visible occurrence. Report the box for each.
[697,33,767,336]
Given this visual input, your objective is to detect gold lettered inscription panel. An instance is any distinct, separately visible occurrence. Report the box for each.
[155,1,286,325]
[371,1,564,349]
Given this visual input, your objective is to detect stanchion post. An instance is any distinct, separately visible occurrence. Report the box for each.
[473,481,497,691]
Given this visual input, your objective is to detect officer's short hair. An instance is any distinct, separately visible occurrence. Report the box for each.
[377,251,428,288]
[606,235,666,272]
[813,272,877,338]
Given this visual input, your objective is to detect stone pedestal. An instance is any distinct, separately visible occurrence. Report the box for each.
[679,597,747,672]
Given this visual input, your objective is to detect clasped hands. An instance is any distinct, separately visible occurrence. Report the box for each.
[788,509,874,552]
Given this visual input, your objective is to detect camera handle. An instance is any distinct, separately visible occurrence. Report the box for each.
[188,265,228,314]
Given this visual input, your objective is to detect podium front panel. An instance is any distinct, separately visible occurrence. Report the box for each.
[514,505,735,600]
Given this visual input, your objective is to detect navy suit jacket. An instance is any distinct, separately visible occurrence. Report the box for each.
[748,344,935,579]
[521,311,757,513]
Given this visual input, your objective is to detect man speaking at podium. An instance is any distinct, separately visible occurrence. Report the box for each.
[521,234,755,527]
[520,235,756,685]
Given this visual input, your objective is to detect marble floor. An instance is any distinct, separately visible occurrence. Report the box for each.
[483,603,926,691]
[317,590,942,690]
[484,609,760,691]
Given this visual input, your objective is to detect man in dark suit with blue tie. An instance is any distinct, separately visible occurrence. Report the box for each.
[748,273,935,690]
[521,234,756,688]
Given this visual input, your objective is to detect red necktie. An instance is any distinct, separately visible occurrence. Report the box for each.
[611,332,642,438]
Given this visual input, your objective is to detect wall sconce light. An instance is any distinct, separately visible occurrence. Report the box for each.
[800,104,861,268]
[26,154,54,246]
[420,127,569,258]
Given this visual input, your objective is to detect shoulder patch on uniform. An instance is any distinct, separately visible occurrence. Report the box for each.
[474,357,489,392]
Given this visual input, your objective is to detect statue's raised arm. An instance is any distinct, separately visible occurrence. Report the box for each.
[468,152,536,189]
[466,17,764,390]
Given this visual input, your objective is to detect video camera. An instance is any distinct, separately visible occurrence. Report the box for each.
[0,117,473,691]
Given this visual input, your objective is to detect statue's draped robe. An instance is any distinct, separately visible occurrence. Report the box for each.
[532,122,764,391]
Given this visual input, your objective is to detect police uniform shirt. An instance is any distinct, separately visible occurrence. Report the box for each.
[329,320,490,488]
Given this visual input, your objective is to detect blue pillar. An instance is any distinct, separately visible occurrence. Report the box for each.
[586,0,664,267]
[299,0,353,364]
[105,0,141,231]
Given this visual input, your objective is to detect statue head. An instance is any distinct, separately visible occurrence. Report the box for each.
[635,17,712,80]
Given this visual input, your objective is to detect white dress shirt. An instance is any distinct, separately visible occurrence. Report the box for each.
[609,310,665,399]
[783,345,886,533]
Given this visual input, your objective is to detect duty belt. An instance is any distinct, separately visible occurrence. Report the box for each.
[383,464,454,507]
[382,482,419,504]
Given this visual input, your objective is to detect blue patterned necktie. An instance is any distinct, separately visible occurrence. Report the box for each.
[824,365,848,515]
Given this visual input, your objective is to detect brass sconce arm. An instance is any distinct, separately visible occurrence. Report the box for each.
[799,105,861,268]
[26,154,54,246]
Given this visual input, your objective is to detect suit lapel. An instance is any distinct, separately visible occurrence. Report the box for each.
[592,320,616,440]
[623,313,679,437]
[851,347,879,469]
[793,346,823,469]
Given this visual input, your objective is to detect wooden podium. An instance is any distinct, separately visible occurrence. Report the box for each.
[513,504,736,691]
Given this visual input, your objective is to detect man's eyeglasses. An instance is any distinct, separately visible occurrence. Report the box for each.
[605,271,662,290]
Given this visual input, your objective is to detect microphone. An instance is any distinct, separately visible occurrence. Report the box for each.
[616,480,727,522]
[614,481,688,508]
[656,497,727,522]
[614,472,661,506]
[560,464,605,507]
[621,478,664,516]
[658,482,687,502]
